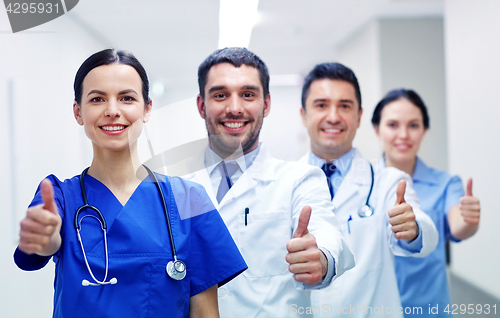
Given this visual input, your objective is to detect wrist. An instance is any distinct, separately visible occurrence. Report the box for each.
[320,250,328,278]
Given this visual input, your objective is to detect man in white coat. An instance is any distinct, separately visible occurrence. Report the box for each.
[298,63,438,317]
[178,48,354,317]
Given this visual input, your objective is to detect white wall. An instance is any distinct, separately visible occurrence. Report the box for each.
[445,0,500,299]
[0,13,104,318]
[335,21,382,163]
[380,18,448,171]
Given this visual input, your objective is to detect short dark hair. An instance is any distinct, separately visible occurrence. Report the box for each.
[301,62,362,110]
[74,49,150,105]
[197,47,270,100]
[371,88,430,129]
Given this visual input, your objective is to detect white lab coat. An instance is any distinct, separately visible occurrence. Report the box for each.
[179,143,354,318]
[299,149,438,318]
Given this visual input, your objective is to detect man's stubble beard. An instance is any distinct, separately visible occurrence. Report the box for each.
[204,108,264,159]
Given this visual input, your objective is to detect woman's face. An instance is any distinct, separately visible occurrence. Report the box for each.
[73,64,151,153]
[375,98,427,165]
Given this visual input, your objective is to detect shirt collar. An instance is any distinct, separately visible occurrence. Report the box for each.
[380,155,437,185]
[308,148,355,177]
[205,143,261,176]
[412,157,438,184]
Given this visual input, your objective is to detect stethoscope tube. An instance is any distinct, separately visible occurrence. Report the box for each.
[142,166,186,280]
[357,163,375,218]
[74,166,186,286]
[75,167,116,286]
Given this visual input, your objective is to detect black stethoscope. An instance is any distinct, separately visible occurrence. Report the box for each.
[357,163,375,218]
[74,165,186,287]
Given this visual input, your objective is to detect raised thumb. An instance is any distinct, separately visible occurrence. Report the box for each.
[293,205,311,238]
[395,179,406,205]
[466,178,473,197]
[41,179,57,214]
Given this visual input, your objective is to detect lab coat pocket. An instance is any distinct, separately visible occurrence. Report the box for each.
[343,212,385,272]
[238,211,290,278]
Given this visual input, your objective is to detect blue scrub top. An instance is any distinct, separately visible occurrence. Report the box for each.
[14,172,247,318]
[392,157,464,317]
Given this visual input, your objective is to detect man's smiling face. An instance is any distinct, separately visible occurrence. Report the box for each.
[197,62,270,156]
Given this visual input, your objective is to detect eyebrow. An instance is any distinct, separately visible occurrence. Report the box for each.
[118,89,139,95]
[242,85,261,92]
[87,89,106,97]
[207,85,261,95]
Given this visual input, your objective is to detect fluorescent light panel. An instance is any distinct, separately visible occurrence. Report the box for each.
[218,0,260,49]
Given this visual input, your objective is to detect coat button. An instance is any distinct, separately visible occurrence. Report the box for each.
[218,286,227,298]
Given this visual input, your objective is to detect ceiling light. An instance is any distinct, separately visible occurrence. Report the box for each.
[218,0,260,49]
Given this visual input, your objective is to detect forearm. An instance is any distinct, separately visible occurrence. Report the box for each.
[190,284,219,318]
[448,205,479,240]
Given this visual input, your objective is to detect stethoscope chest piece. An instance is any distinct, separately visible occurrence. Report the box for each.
[358,205,374,218]
[167,260,186,280]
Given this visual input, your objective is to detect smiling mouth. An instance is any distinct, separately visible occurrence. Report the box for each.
[322,128,342,133]
[321,128,344,134]
[395,144,411,150]
[223,122,246,129]
[100,125,127,131]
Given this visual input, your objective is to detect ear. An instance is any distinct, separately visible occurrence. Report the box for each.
[300,107,307,127]
[143,101,153,123]
[196,95,206,119]
[73,101,84,126]
[263,93,271,118]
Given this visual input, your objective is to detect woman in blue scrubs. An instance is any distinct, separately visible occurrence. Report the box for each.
[14,49,247,318]
[371,88,481,317]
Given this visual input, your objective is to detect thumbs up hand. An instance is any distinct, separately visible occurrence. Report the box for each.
[286,206,328,285]
[388,180,419,241]
[459,178,480,225]
[18,179,62,256]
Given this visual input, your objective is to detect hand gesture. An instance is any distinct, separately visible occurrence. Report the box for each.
[388,180,419,241]
[286,206,327,285]
[18,179,62,256]
[459,178,480,225]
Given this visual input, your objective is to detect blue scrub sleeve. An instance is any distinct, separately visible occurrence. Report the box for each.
[13,175,65,271]
[444,175,465,213]
[444,175,465,242]
[187,186,247,296]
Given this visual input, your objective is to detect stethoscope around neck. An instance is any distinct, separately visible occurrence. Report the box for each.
[357,163,375,218]
[74,165,186,287]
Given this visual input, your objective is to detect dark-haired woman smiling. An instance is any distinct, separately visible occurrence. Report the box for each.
[14,49,246,318]
[372,88,481,317]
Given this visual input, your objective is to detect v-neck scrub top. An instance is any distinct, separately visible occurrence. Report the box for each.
[14,173,247,318]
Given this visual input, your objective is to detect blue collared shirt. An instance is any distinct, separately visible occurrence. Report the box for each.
[307,148,356,195]
[205,144,260,194]
[383,156,464,317]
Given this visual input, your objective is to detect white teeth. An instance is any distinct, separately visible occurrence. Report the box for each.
[324,129,341,133]
[102,126,125,131]
[395,144,410,150]
[224,122,244,129]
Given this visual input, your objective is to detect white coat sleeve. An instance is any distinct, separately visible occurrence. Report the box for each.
[382,168,439,258]
[288,163,355,289]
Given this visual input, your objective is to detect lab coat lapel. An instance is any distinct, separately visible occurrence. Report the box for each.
[333,149,371,210]
[298,151,360,207]
[219,144,274,207]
